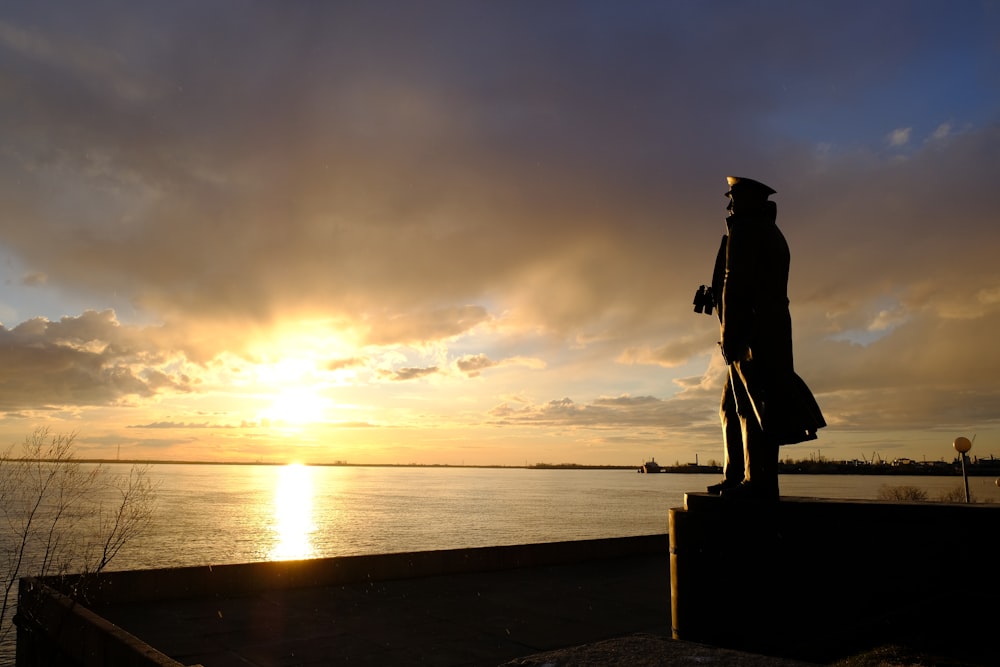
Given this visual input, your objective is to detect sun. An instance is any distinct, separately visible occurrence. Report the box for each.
[259,387,331,426]
[241,325,359,428]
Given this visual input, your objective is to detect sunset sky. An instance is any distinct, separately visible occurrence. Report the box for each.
[1,1,998,466]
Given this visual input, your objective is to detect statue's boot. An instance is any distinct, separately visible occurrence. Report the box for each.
[706,479,742,495]
[710,389,745,495]
[719,479,778,501]
[721,435,779,500]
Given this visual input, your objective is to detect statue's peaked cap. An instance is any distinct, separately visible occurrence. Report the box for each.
[725,176,776,199]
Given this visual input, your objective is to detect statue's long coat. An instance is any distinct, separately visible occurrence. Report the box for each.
[712,203,825,445]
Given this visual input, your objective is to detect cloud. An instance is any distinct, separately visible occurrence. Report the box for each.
[930,122,952,141]
[325,357,366,372]
[0,7,989,352]
[488,392,712,431]
[887,127,912,147]
[385,366,440,382]
[21,272,47,286]
[0,310,192,411]
[0,3,767,352]
[129,421,227,429]
[0,18,158,103]
[364,307,491,346]
[456,354,497,377]
[618,335,712,368]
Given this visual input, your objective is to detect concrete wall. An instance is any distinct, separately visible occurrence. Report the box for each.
[16,534,666,667]
[85,534,664,606]
[669,494,1000,661]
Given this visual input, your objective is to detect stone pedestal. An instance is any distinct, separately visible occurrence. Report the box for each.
[669,493,1000,661]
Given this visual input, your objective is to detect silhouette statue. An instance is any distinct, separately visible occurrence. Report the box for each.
[693,176,825,500]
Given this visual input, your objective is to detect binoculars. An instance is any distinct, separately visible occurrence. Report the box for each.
[692,285,714,315]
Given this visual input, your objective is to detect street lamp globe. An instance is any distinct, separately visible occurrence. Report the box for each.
[954,436,972,454]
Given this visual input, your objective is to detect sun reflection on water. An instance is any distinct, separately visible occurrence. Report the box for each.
[269,463,317,561]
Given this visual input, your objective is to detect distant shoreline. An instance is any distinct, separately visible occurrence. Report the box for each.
[13,458,1000,476]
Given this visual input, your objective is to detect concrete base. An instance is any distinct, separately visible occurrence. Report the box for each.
[669,494,1000,661]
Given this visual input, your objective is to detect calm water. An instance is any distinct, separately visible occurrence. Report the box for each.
[108,464,1000,571]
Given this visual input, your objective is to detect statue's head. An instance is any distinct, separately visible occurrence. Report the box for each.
[724,176,775,216]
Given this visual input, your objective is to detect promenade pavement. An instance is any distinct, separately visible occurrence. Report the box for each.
[96,550,814,667]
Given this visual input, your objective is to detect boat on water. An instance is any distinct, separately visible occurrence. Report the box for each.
[638,458,662,473]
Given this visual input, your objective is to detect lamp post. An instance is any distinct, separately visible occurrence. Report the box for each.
[953,436,972,504]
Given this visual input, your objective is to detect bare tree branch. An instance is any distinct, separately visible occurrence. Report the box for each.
[0,427,156,649]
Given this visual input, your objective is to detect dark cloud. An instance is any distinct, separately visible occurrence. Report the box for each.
[387,366,440,382]
[456,354,496,377]
[0,310,190,411]
[618,335,711,368]
[364,307,491,346]
[488,393,711,430]
[129,421,224,429]
[12,1,981,337]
